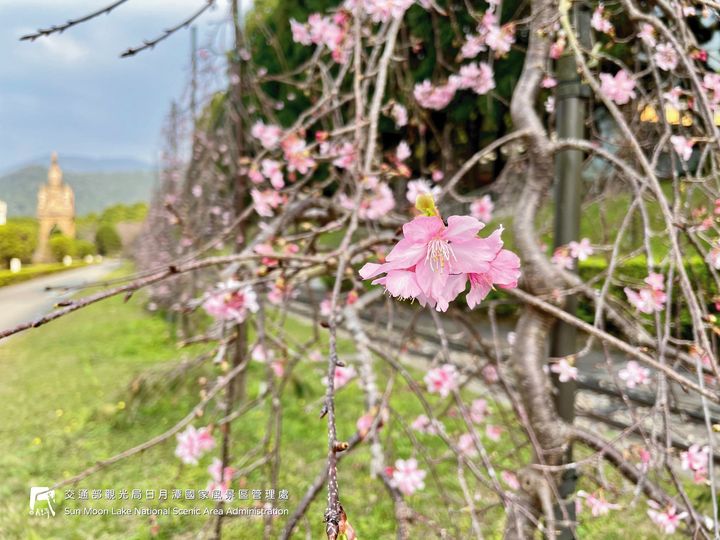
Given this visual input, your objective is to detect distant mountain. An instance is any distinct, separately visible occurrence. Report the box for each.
[0,165,157,217]
[0,155,153,175]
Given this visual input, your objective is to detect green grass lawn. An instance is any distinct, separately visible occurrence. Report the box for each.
[0,262,88,288]
[0,275,689,539]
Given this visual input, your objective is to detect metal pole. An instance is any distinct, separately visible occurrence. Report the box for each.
[551,3,591,538]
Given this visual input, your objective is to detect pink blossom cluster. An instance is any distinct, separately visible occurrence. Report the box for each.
[576,490,621,517]
[599,70,636,105]
[388,458,426,495]
[470,195,494,222]
[590,4,613,34]
[550,358,578,382]
[624,272,667,314]
[207,458,235,497]
[251,188,286,217]
[617,360,651,388]
[360,214,521,312]
[281,133,317,174]
[406,179,441,204]
[670,135,693,162]
[450,62,496,95]
[551,238,593,270]
[250,121,283,150]
[411,414,443,434]
[290,12,351,63]
[320,141,356,170]
[424,363,459,397]
[175,425,215,465]
[359,0,415,24]
[323,364,357,389]
[461,11,515,59]
[203,280,259,323]
[413,79,457,110]
[339,176,396,220]
[647,501,687,535]
[680,444,710,484]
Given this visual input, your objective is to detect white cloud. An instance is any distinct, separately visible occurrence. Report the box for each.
[32,33,89,63]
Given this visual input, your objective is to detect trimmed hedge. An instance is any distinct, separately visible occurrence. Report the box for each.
[0,262,86,288]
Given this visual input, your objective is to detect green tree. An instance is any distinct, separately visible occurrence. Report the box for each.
[49,235,77,261]
[0,221,38,265]
[95,224,122,255]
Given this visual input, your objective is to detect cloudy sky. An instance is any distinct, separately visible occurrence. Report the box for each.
[0,0,233,170]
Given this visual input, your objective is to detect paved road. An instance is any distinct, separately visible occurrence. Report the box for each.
[0,260,122,341]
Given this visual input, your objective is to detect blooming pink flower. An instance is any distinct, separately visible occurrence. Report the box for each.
[681,444,710,483]
[618,360,651,388]
[485,424,502,441]
[482,364,499,383]
[432,169,444,182]
[550,358,578,382]
[252,344,274,363]
[552,247,574,270]
[704,73,720,104]
[207,458,235,497]
[461,34,485,58]
[550,36,566,59]
[203,281,259,323]
[458,433,479,457]
[424,364,459,397]
[290,19,312,45]
[647,501,687,535]
[484,24,515,57]
[541,75,557,88]
[251,121,283,150]
[406,179,441,204]
[450,62,495,95]
[282,134,316,174]
[470,398,488,423]
[175,426,215,465]
[577,490,621,516]
[663,86,683,109]
[261,158,284,189]
[396,141,412,162]
[362,0,414,23]
[411,414,442,434]
[390,458,426,495]
[654,42,678,71]
[470,195,494,223]
[360,214,519,311]
[670,135,693,161]
[599,70,636,105]
[413,79,457,110]
[391,103,408,127]
[707,245,720,269]
[339,177,396,220]
[323,364,356,389]
[624,273,666,313]
[251,188,285,217]
[591,4,613,34]
[568,238,593,261]
[637,24,656,47]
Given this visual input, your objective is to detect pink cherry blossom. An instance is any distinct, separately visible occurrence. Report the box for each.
[484,24,515,57]
[618,360,651,388]
[207,457,235,497]
[485,424,502,441]
[550,36,566,59]
[252,344,274,363]
[282,134,316,174]
[541,75,557,88]
[461,34,485,58]
[552,247,574,269]
[568,238,593,261]
[261,159,284,189]
[591,4,613,34]
[470,195,494,222]
[411,414,442,434]
[328,141,356,169]
[599,70,636,105]
[663,87,683,109]
[577,490,621,516]
[175,426,215,465]
[624,273,666,314]
[550,358,578,382]
[466,247,521,308]
[251,188,285,217]
[647,501,688,535]
[396,141,412,162]
[203,281,259,323]
[390,458,426,495]
[424,364,459,397]
[654,43,678,71]
[391,103,408,127]
[362,0,415,23]
[432,170,444,182]
[413,79,457,110]
[458,433,479,457]
[290,19,312,45]
[670,135,693,161]
[707,244,720,269]
[638,23,656,46]
[339,177,396,220]
[703,73,720,104]
[450,62,495,95]
[470,398,488,423]
[681,444,710,483]
[406,179,441,204]
[482,364,499,383]
[251,121,283,150]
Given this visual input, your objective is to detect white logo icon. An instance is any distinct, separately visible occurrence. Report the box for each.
[29,487,56,517]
